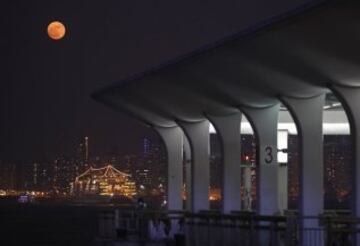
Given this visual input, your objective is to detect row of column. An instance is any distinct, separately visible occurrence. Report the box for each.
[333,86,360,246]
[156,89,359,224]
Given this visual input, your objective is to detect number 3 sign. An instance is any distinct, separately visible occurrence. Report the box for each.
[263,146,275,164]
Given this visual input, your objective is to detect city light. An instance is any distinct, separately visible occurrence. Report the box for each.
[72,164,136,198]
[0,190,6,196]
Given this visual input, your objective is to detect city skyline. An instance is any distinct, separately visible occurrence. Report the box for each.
[0,135,166,189]
[0,133,353,210]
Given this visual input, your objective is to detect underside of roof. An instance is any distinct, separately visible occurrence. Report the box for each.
[93,0,360,128]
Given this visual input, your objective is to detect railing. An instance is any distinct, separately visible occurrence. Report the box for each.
[321,216,360,246]
[96,209,186,245]
[95,209,360,246]
[185,211,287,246]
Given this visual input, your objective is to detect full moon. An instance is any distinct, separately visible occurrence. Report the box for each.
[47,21,66,40]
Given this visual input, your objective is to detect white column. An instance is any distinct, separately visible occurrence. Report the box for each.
[332,86,360,245]
[243,166,252,211]
[155,126,184,211]
[178,120,210,212]
[207,112,242,213]
[278,130,288,213]
[282,94,324,243]
[242,104,280,215]
[184,135,192,211]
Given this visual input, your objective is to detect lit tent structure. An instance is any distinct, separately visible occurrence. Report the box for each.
[72,165,136,198]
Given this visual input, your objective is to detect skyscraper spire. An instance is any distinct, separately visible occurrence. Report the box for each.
[85,136,89,161]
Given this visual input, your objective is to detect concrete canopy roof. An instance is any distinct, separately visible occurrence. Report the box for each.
[93,0,359,128]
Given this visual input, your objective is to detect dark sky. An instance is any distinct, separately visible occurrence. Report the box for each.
[1,0,307,162]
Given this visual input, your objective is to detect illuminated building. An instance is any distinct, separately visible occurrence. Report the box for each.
[0,161,17,190]
[53,157,76,194]
[133,136,167,197]
[33,163,38,186]
[143,137,151,157]
[72,164,136,198]
[288,135,300,209]
[324,135,352,209]
[75,136,90,172]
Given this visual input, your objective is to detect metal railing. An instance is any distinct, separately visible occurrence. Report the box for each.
[96,209,186,245]
[321,216,360,246]
[95,209,360,246]
[185,211,287,246]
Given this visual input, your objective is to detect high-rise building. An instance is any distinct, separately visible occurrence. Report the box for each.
[288,135,299,209]
[75,136,90,172]
[210,134,222,190]
[143,137,151,157]
[134,136,167,196]
[0,161,17,190]
[324,135,351,209]
[53,156,77,194]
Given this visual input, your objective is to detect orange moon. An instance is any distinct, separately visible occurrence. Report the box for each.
[47,21,66,40]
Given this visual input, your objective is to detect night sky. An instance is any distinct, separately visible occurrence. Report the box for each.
[1,0,305,161]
